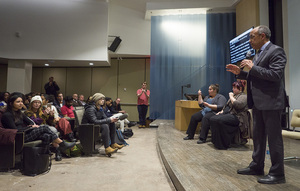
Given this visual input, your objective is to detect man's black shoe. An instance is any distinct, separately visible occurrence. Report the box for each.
[257,174,285,184]
[183,136,193,140]
[197,139,206,144]
[237,167,264,175]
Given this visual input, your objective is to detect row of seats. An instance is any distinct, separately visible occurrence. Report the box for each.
[0,107,100,170]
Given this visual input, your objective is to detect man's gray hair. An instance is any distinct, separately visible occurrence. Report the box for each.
[257,25,271,39]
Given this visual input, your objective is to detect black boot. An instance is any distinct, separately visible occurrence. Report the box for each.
[55,148,62,161]
[67,133,77,142]
[58,141,76,152]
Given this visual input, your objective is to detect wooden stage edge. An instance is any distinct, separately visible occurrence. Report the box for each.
[155,119,300,191]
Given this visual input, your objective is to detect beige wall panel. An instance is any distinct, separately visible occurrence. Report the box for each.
[236,0,260,35]
[31,68,43,94]
[122,105,139,122]
[92,62,118,98]
[118,59,146,104]
[42,68,67,96]
[118,58,149,122]
[0,64,7,91]
[65,68,91,98]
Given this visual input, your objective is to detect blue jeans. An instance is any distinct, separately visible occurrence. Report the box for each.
[138,105,148,125]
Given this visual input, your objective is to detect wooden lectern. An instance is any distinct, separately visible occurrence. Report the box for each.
[175,100,201,131]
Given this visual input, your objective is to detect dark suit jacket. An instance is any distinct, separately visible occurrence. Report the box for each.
[237,42,287,110]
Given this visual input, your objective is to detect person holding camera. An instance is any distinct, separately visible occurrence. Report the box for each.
[44,76,60,98]
[137,82,150,128]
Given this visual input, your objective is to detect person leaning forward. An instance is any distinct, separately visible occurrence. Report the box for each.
[226,25,288,184]
[81,93,125,156]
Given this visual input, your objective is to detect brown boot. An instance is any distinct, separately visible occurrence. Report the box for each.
[111,143,124,150]
[105,146,118,156]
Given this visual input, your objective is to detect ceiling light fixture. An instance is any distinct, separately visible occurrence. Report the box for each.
[89,63,94,66]
[45,63,49,66]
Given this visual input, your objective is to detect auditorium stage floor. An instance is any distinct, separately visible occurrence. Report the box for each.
[156,119,300,191]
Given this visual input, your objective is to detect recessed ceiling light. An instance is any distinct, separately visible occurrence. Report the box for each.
[45,63,49,66]
[89,63,94,66]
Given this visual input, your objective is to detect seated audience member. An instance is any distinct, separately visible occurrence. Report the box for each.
[61,96,75,119]
[41,94,59,119]
[79,94,86,106]
[184,84,227,140]
[24,95,57,132]
[43,94,76,142]
[86,96,93,104]
[112,98,125,114]
[112,98,136,127]
[72,93,82,107]
[104,97,119,116]
[209,81,248,149]
[81,93,124,156]
[0,91,10,109]
[53,92,65,116]
[24,93,32,109]
[1,93,75,154]
[104,97,129,132]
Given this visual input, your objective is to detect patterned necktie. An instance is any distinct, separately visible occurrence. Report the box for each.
[253,49,262,64]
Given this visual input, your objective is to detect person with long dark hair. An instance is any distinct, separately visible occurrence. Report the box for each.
[1,92,75,152]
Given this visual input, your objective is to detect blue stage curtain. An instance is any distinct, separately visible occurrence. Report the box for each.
[205,13,236,101]
[150,13,236,120]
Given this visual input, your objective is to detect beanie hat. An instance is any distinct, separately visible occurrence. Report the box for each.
[30,95,42,103]
[92,93,105,103]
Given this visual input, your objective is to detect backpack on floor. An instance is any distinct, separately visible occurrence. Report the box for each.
[114,129,129,146]
[122,128,133,138]
[22,146,52,176]
[62,142,83,157]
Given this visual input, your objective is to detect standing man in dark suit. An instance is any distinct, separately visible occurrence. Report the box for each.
[226,25,287,184]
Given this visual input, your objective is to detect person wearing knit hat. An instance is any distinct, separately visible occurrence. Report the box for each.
[92,93,105,104]
[81,92,125,157]
[30,95,43,104]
